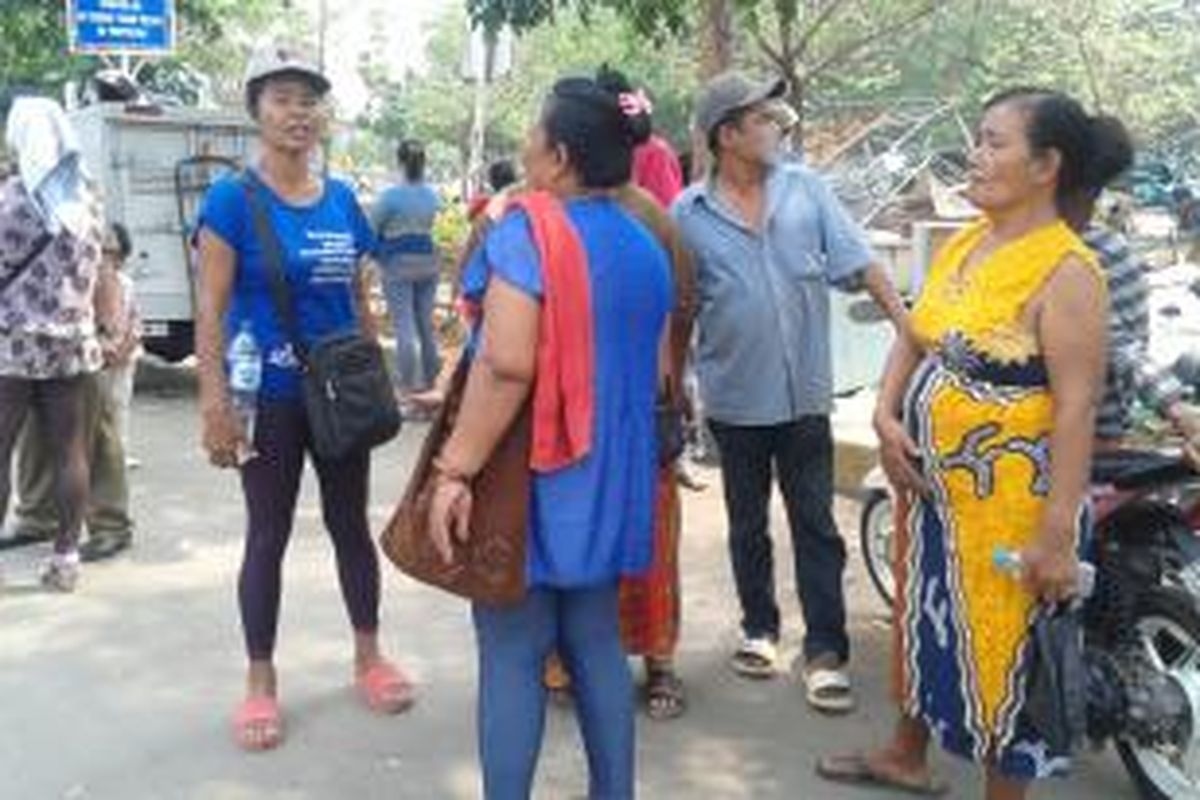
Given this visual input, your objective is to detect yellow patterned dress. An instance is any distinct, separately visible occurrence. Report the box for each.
[899,219,1103,779]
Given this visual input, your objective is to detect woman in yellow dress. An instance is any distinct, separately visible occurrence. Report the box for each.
[819,89,1132,798]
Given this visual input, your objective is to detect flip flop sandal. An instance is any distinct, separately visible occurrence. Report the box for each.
[643,670,686,721]
[233,696,283,752]
[731,637,778,679]
[805,666,856,714]
[40,551,80,594]
[356,661,417,715]
[816,753,948,796]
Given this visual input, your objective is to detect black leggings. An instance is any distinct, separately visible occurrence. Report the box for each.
[0,374,89,554]
[238,402,380,661]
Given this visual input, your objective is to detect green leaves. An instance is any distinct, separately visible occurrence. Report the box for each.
[360,4,698,182]
[466,0,690,38]
[0,0,291,109]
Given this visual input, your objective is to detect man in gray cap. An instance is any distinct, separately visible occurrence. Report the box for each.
[671,72,907,712]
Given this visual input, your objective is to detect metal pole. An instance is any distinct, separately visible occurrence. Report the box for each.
[318,0,328,75]
[466,31,497,195]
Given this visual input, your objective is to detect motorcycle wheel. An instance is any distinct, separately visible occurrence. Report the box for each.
[1116,588,1200,800]
[859,490,896,610]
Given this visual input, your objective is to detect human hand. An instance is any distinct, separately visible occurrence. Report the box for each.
[873,411,927,496]
[428,477,472,565]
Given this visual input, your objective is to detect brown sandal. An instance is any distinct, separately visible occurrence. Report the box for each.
[644,669,686,721]
[816,753,948,796]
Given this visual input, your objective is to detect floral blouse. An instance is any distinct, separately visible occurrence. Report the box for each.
[0,177,103,379]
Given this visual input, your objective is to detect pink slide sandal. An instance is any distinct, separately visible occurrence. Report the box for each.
[233,696,283,752]
[356,661,417,715]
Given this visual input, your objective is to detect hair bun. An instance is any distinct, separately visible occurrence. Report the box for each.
[1083,113,1134,194]
[594,65,653,146]
[545,75,637,188]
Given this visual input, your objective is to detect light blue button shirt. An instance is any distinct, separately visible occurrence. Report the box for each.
[671,162,873,426]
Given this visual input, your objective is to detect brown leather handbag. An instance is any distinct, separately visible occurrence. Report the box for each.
[380,357,531,606]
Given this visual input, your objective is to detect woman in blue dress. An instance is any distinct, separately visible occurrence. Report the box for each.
[428,76,674,799]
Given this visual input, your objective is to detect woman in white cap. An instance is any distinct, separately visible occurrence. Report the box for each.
[0,97,104,592]
[195,46,414,752]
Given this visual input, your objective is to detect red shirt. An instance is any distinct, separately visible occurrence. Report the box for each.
[632,135,684,209]
[467,192,491,221]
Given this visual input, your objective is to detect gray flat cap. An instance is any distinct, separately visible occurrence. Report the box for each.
[696,72,788,135]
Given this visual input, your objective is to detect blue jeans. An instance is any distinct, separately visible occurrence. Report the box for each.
[381,274,441,392]
[709,416,850,663]
[473,584,635,800]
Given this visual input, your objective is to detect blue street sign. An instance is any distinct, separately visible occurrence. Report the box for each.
[68,0,176,55]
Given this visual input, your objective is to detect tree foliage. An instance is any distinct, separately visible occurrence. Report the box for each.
[357,5,699,186]
[0,0,300,110]
[465,0,690,38]
[467,0,1200,147]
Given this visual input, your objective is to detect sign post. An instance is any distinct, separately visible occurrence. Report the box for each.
[67,0,177,57]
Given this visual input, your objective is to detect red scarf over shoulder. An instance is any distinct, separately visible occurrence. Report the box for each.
[507,191,595,472]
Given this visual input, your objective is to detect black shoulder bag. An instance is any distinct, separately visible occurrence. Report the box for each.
[242,174,401,460]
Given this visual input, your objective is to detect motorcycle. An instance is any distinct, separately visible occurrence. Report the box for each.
[857,449,1200,799]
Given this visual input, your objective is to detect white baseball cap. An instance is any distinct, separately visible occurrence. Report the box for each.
[243,43,330,97]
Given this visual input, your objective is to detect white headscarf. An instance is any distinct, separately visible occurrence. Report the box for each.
[4,97,92,238]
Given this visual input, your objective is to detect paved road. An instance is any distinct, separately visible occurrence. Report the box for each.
[0,369,1137,799]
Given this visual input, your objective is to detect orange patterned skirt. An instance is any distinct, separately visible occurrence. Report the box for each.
[619,467,682,658]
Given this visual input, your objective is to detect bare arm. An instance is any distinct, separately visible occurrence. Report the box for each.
[873,326,927,494]
[355,260,381,341]
[875,329,922,422]
[1041,256,1107,539]
[195,229,243,468]
[615,183,697,403]
[436,277,538,477]
[1027,255,1107,600]
[862,262,911,336]
[427,276,539,563]
[93,261,123,364]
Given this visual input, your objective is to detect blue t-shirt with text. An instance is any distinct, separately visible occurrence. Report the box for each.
[198,174,375,401]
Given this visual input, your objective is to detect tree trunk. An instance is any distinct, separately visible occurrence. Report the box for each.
[465,31,498,196]
[699,0,734,79]
[691,0,735,179]
[786,77,806,149]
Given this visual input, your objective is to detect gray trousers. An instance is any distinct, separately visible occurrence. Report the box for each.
[14,370,132,537]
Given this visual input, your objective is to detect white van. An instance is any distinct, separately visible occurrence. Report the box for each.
[70,102,259,361]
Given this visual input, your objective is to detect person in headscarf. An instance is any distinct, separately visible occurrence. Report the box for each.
[0,97,105,592]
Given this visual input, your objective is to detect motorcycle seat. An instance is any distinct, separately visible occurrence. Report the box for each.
[1091,449,1195,490]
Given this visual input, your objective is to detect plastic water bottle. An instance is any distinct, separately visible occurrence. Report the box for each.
[993,546,1096,600]
[228,320,262,464]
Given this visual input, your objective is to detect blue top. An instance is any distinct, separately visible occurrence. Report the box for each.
[371,182,442,281]
[462,197,673,588]
[198,173,375,401]
[671,162,874,425]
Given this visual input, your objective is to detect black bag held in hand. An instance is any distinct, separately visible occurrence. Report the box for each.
[656,400,685,466]
[1024,606,1088,757]
[243,174,401,460]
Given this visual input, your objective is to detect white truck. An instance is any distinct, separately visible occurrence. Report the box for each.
[70,102,260,361]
